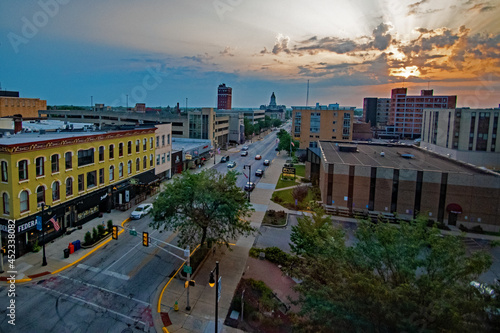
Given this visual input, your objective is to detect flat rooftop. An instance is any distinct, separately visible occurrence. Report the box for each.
[0,131,110,145]
[318,141,494,175]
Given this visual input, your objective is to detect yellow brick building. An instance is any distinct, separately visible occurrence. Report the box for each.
[0,127,157,257]
[0,92,47,118]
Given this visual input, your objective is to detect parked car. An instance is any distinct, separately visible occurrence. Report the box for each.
[241,151,248,156]
[241,146,249,151]
[227,161,236,168]
[220,156,230,163]
[130,203,153,219]
[275,147,280,151]
[255,155,262,160]
[263,159,270,166]
[284,159,294,167]
[255,169,264,177]
[244,182,256,191]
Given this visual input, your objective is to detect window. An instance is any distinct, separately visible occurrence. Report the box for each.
[150,137,154,149]
[150,154,153,167]
[65,152,72,170]
[167,134,170,145]
[156,154,160,165]
[36,186,45,205]
[162,154,166,164]
[143,138,147,151]
[127,160,132,174]
[109,166,115,181]
[136,158,140,172]
[78,174,84,192]
[167,153,170,162]
[36,157,45,177]
[20,190,29,212]
[109,144,114,159]
[156,136,159,148]
[99,146,105,162]
[19,160,28,181]
[119,142,124,157]
[136,140,140,153]
[162,135,165,147]
[52,182,60,201]
[99,168,104,184]
[78,148,94,167]
[128,141,132,154]
[119,163,124,177]
[3,193,9,214]
[51,154,59,173]
[1,161,7,182]
[143,156,147,169]
[87,171,96,189]
[66,178,73,196]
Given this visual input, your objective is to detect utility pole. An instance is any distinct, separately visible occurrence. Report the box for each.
[185,245,191,311]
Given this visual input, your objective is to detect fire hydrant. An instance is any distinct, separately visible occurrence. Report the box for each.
[174,301,179,311]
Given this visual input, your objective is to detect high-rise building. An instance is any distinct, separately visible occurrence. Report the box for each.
[388,88,457,139]
[217,83,232,110]
[363,97,391,128]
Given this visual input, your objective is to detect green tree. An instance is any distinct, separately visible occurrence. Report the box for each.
[150,169,256,249]
[271,118,282,128]
[276,130,298,154]
[243,118,254,138]
[288,214,496,332]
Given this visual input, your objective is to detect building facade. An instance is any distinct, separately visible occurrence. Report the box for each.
[0,127,157,257]
[387,88,457,139]
[260,92,286,120]
[0,91,47,118]
[292,103,355,149]
[154,123,173,180]
[306,141,500,232]
[217,83,232,110]
[421,108,500,170]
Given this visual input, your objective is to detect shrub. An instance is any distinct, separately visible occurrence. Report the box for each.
[249,247,264,258]
[92,227,99,243]
[459,224,469,232]
[107,219,113,232]
[301,178,310,183]
[264,247,290,266]
[470,225,484,234]
[32,240,41,253]
[84,231,92,245]
[292,185,308,203]
[97,224,105,237]
[276,211,286,219]
[273,196,283,203]
[267,210,276,218]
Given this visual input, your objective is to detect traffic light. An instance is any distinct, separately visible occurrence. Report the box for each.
[112,226,118,240]
[142,232,149,247]
[184,280,195,288]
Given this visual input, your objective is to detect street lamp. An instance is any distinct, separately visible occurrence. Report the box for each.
[244,165,251,202]
[213,142,217,165]
[208,261,220,333]
[40,203,51,266]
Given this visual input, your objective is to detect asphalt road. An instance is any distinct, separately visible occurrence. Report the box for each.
[0,215,183,333]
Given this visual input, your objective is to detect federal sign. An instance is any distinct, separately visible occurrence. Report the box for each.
[282,167,296,176]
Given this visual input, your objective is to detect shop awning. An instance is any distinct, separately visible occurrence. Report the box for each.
[446,203,463,214]
[136,172,160,185]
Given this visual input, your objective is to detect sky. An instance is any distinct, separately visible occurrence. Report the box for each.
[1,0,499,109]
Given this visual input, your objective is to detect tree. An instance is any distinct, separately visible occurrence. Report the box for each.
[243,118,254,138]
[288,214,496,332]
[150,169,256,249]
[277,130,298,154]
[271,118,282,128]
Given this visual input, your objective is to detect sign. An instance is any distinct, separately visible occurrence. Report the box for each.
[185,154,192,160]
[183,265,192,274]
[130,229,137,236]
[282,167,295,176]
[36,216,42,231]
[217,277,222,302]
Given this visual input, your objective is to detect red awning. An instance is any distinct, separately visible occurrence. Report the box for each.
[446,203,462,214]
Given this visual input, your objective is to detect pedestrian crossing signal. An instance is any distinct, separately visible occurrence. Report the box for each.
[112,226,118,240]
[184,280,195,288]
[142,232,149,247]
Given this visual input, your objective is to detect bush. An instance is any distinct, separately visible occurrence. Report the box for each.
[92,227,99,243]
[249,247,264,258]
[264,247,290,266]
[470,225,484,234]
[267,210,276,218]
[84,231,92,245]
[32,240,41,253]
[107,219,113,232]
[273,196,283,203]
[459,224,469,232]
[292,185,309,203]
[301,178,310,183]
[97,224,105,237]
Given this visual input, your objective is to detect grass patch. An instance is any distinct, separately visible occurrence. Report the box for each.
[271,186,318,210]
[262,210,287,226]
[294,164,305,177]
[276,176,299,189]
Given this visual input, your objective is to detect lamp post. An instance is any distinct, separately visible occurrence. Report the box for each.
[40,203,50,266]
[244,165,251,202]
[213,142,217,165]
[209,261,220,333]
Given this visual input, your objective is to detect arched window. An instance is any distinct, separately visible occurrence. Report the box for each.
[143,156,147,169]
[143,138,147,151]
[150,154,153,167]
[66,178,73,196]
[150,137,154,149]
[20,190,29,213]
[135,140,140,153]
[127,141,132,154]
[19,159,29,180]
[51,154,59,173]
[99,146,105,162]
[109,165,115,181]
[36,186,45,205]
[1,161,7,182]
[52,182,60,201]
[36,156,45,177]
[119,142,124,157]
[136,158,140,172]
[119,163,124,177]
[127,160,132,174]
[3,193,9,214]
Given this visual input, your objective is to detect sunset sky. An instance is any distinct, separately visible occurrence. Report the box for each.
[1,0,499,109]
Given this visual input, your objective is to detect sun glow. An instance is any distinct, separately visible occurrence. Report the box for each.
[391,66,421,78]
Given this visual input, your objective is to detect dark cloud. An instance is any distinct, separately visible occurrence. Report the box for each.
[219,47,234,57]
[408,0,429,15]
[183,53,213,64]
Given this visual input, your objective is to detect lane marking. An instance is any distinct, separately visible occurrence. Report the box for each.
[58,274,149,306]
[37,284,148,327]
[77,263,130,281]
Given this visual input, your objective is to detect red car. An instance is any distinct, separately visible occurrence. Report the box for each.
[255,155,262,160]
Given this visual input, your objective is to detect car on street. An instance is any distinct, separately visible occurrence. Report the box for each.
[255,155,262,160]
[130,203,153,219]
[263,159,270,166]
[227,161,236,168]
[220,156,230,163]
[241,146,249,151]
[241,151,248,156]
[244,182,256,191]
[255,169,264,177]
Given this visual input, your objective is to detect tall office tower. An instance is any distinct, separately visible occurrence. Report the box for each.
[217,83,232,110]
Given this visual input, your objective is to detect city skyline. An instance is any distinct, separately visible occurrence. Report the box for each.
[1,0,499,108]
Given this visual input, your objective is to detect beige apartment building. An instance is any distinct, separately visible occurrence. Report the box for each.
[292,103,355,149]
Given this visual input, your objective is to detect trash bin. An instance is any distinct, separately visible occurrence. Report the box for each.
[74,239,81,251]
[63,248,70,258]
[72,240,79,251]
[69,243,75,254]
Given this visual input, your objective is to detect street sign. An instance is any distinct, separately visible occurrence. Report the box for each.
[183,265,192,274]
[217,276,222,302]
[130,229,137,236]
[36,216,42,231]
